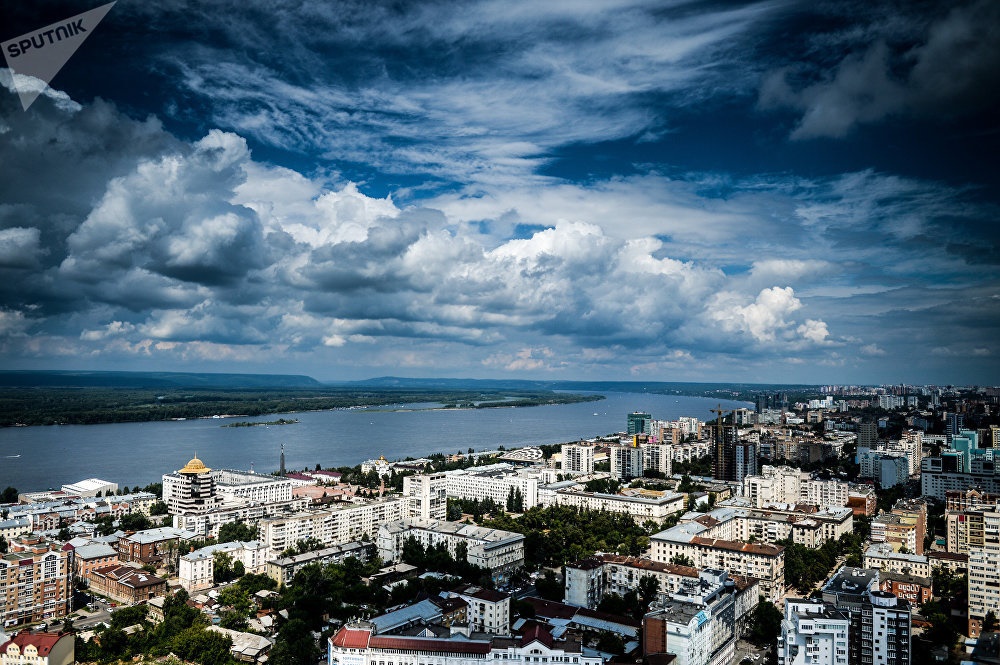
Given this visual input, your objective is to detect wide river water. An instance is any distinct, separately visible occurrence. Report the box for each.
[0,392,750,492]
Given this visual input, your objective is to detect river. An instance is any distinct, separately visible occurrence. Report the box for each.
[0,392,750,492]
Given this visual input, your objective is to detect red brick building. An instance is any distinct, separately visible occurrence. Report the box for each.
[87,565,167,605]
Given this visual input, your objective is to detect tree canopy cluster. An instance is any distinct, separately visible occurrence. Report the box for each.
[74,591,233,665]
[484,505,652,566]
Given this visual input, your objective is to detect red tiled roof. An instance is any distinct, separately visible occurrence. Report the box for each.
[331,627,372,649]
[689,536,783,556]
[368,636,492,655]
[0,632,66,657]
[519,622,554,648]
[523,597,578,620]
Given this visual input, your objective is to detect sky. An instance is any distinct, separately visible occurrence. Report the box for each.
[0,0,998,385]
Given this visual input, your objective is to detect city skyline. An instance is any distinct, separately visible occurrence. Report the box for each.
[1,0,998,384]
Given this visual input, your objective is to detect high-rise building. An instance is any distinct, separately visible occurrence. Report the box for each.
[402,472,448,520]
[712,419,739,481]
[778,599,850,665]
[946,412,965,443]
[0,535,73,627]
[967,504,1000,637]
[627,411,653,436]
[641,442,673,477]
[609,444,644,480]
[857,422,878,450]
[162,456,224,516]
[821,567,911,665]
[561,444,595,475]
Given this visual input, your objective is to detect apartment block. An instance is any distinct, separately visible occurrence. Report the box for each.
[178,540,268,591]
[640,442,673,476]
[609,444,644,480]
[821,567,911,665]
[447,583,511,634]
[258,497,406,557]
[968,505,1000,637]
[920,455,1000,500]
[777,599,850,665]
[554,489,685,524]
[863,544,931,579]
[642,569,747,665]
[402,473,448,520]
[0,536,73,627]
[266,542,374,586]
[650,523,785,602]
[443,466,538,511]
[561,444,595,475]
[377,518,524,582]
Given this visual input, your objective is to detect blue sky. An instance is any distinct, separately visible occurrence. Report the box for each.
[0,0,998,384]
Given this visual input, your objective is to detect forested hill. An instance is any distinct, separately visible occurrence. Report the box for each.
[345,376,815,397]
[0,371,323,389]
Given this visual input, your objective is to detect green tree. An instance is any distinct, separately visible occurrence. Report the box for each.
[213,551,234,584]
[984,611,999,634]
[637,574,660,609]
[535,571,562,601]
[1,486,18,503]
[149,501,169,516]
[746,599,783,647]
[670,554,694,567]
[217,520,257,543]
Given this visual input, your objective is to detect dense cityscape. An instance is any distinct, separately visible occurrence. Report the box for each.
[2,383,999,665]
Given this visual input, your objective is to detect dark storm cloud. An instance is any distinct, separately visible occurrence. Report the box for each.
[759,0,1000,139]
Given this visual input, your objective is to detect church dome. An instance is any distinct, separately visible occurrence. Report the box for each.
[178,456,211,474]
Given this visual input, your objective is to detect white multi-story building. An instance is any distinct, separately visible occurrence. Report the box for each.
[377,519,524,582]
[743,465,803,507]
[563,554,760,635]
[178,540,268,591]
[561,444,595,475]
[402,473,448,520]
[258,497,406,557]
[163,456,224,516]
[863,544,931,578]
[609,444,644,480]
[650,521,786,602]
[743,466,850,509]
[265,542,374,586]
[447,583,511,634]
[640,442,673,476]
[968,505,1000,637]
[444,466,538,511]
[800,478,850,508]
[329,623,601,665]
[643,569,746,665]
[554,489,685,524]
[778,599,850,665]
[821,567,911,665]
[60,478,119,498]
[213,470,294,504]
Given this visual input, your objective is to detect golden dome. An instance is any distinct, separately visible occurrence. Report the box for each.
[178,456,211,474]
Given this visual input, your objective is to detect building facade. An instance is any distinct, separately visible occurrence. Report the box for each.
[403,473,449,521]
[561,445,595,476]
[377,519,524,582]
[778,599,850,665]
[0,536,73,627]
